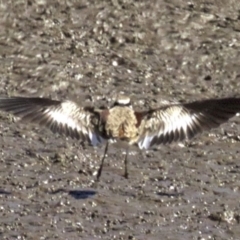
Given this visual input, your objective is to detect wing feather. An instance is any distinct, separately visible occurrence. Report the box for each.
[137,98,240,149]
[0,96,105,146]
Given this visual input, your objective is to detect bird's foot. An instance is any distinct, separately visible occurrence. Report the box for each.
[124,171,128,179]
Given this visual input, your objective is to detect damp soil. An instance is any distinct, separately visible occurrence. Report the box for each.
[1,0,240,239]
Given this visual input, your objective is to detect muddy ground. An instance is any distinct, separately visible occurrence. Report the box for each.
[1,0,240,239]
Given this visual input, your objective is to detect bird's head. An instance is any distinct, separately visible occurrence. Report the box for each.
[113,95,132,107]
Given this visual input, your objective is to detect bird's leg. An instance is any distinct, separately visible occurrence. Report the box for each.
[96,141,109,181]
[124,147,129,179]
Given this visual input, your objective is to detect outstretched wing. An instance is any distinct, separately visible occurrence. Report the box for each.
[137,98,240,149]
[0,96,105,146]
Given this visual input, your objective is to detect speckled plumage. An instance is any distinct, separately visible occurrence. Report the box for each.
[105,106,138,140]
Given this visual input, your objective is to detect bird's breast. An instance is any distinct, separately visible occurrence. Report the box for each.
[105,107,138,141]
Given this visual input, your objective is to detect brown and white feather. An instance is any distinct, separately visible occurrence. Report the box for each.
[137,98,240,149]
[0,97,105,146]
[0,96,240,150]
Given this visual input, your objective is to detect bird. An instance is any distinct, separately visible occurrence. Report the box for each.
[0,94,240,180]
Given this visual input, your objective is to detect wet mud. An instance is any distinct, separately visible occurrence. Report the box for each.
[1,0,240,239]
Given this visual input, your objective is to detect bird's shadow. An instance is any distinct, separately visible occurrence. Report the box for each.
[156,191,184,197]
[50,188,97,199]
[68,190,97,199]
[0,189,11,195]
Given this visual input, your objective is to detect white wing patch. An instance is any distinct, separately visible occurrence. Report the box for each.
[137,106,201,149]
[42,101,104,146]
[45,108,80,131]
[138,134,154,149]
[88,131,105,146]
